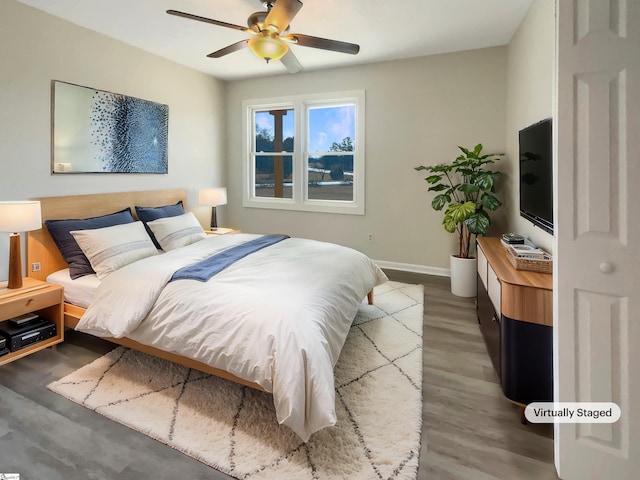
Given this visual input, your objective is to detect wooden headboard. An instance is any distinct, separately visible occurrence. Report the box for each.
[27,189,187,281]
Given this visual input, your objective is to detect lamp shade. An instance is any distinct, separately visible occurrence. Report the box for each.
[199,188,227,207]
[0,201,42,233]
[248,32,289,62]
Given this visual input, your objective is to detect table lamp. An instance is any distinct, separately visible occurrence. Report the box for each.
[0,201,42,289]
[199,188,227,231]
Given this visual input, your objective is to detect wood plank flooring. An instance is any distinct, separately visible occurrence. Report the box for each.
[0,270,559,479]
[406,271,559,480]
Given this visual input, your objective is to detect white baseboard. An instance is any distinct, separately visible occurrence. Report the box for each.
[373,260,450,277]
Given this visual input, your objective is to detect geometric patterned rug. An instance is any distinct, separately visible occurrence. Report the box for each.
[47,281,423,480]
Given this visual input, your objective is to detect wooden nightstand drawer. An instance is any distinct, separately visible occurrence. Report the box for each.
[0,286,62,321]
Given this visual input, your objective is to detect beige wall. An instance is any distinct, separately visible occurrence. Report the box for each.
[225,48,507,273]
[0,0,227,281]
[505,0,555,252]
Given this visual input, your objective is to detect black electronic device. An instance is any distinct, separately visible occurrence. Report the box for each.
[9,312,39,326]
[0,348,9,357]
[0,317,56,352]
[519,118,554,234]
[502,233,525,245]
[0,334,6,351]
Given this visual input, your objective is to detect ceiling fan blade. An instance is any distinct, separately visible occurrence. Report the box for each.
[167,10,251,34]
[207,40,250,58]
[284,33,360,55]
[264,0,302,33]
[280,50,303,74]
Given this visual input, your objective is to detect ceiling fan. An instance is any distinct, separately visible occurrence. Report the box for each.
[167,0,360,74]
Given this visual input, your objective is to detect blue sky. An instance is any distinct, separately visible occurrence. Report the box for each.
[255,105,354,152]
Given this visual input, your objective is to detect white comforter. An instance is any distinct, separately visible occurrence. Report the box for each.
[76,234,387,441]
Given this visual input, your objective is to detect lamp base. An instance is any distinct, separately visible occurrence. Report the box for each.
[8,233,23,289]
[210,206,218,230]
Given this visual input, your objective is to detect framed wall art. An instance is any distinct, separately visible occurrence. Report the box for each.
[52,81,168,174]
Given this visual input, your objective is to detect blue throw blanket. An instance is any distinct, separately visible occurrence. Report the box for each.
[170,234,289,282]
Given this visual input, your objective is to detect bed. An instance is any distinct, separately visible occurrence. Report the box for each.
[27,190,387,441]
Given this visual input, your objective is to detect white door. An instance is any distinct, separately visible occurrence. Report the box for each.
[555,1,640,479]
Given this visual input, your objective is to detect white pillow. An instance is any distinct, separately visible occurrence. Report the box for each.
[70,221,158,280]
[146,211,206,251]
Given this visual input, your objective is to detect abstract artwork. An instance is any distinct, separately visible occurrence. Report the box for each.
[52,81,168,174]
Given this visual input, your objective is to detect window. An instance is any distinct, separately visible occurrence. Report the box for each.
[243,90,365,214]
[253,108,295,199]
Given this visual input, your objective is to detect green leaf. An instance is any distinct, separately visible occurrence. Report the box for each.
[442,218,457,233]
[430,163,453,174]
[465,213,491,234]
[474,172,495,191]
[480,192,502,210]
[425,174,442,184]
[458,183,480,196]
[427,183,448,192]
[473,144,483,155]
[445,201,475,223]
[431,194,449,210]
[460,200,477,216]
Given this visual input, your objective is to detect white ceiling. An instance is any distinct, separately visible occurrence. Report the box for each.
[17,0,534,81]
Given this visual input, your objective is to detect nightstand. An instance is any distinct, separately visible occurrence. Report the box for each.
[0,277,64,366]
[206,228,240,235]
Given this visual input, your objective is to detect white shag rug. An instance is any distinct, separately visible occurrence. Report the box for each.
[48,281,423,480]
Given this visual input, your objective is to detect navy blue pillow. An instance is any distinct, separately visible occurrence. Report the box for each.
[135,201,185,249]
[45,208,135,279]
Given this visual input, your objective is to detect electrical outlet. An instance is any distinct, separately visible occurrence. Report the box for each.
[367,233,374,242]
[31,262,41,272]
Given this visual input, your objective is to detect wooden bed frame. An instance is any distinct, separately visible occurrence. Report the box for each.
[27,189,268,390]
[27,189,374,392]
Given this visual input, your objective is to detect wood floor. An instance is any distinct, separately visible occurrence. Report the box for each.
[0,270,559,479]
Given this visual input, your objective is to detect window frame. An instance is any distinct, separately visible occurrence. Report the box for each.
[242,90,365,215]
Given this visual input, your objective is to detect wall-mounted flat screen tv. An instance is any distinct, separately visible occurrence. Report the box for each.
[519,118,553,234]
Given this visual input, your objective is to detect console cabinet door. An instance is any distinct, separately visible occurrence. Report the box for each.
[477,243,488,290]
[477,273,500,379]
[487,264,501,316]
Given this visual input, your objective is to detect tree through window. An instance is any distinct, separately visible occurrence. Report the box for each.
[253,109,294,199]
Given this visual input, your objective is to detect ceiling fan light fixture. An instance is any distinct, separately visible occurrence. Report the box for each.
[248,31,289,63]
[167,0,360,73]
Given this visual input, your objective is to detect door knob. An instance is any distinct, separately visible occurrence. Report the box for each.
[599,261,615,274]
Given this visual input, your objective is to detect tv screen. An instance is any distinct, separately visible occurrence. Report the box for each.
[519,118,553,234]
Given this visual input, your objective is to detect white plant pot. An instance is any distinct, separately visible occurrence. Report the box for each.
[450,255,478,297]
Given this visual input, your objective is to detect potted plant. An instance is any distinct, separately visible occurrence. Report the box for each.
[415,144,503,297]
